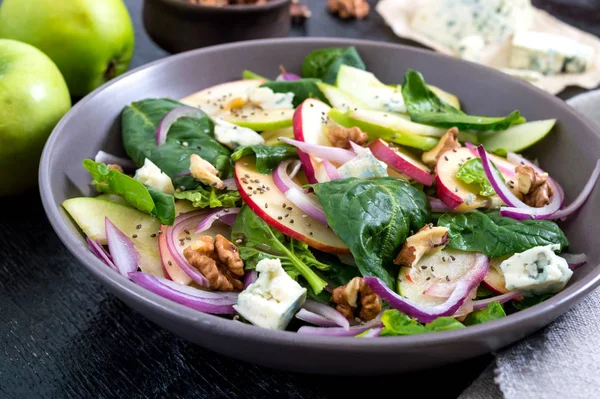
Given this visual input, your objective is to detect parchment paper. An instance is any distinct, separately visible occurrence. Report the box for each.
[376,0,600,94]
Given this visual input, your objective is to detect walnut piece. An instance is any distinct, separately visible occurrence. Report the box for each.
[394,224,450,267]
[290,0,311,23]
[327,0,369,19]
[514,165,553,207]
[189,153,224,189]
[327,125,368,149]
[332,277,382,321]
[183,234,245,292]
[421,127,461,167]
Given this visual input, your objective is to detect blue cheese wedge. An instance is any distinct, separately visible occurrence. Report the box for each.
[213,117,264,150]
[410,0,533,52]
[509,31,595,75]
[234,258,307,330]
[500,244,573,296]
[338,148,388,179]
[457,35,485,63]
[134,158,174,194]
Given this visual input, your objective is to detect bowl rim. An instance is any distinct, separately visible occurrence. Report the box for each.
[40,37,600,353]
[148,0,291,13]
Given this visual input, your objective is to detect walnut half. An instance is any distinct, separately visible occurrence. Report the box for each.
[327,0,369,20]
[332,277,381,321]
[421,127,460,167]
[394,224,450,268]
[327,125,369,149]
[183,234,245,291]
[513,165,553,207]
[189,153,224,190]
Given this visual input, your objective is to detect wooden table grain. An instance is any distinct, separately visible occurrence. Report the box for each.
[1,0,598,397]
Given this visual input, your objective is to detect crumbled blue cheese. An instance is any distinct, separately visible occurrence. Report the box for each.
[234,258,307,330]
[458,35,485,63]
[338,148,388,179]
[410,0,533,52]
[213,117,264,150]
[380,89,406,113]
[134,158,174,194]
[248,87,294,110]
[500,244,573,296]
[509,31,595,75]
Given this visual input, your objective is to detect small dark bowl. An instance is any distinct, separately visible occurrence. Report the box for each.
[142,0,291,53]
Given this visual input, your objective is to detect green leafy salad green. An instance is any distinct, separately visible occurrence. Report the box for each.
[64,45,595,339]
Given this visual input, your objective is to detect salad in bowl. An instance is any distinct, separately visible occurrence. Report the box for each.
[63,47,600,338]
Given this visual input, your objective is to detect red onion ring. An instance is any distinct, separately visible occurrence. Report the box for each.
[194,208,240,233]
[105,217,139,277]
[321,159,341,180]
[156,106,206,146]
[548,160,600,220]
[94,151,137,171]
[87,237,116,270]
[302,299,350,330]
[472,291,522,311]
[243,270,258,288]
[297,317,383,336]
[273,160,328,225]
[129,272,238,314]
[424,253,490,297]
[279,137,356,165]
[295,309,340,328]
[429,197,453,213]
[348,140,364,154]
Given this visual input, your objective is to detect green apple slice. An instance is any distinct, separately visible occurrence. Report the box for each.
[350,108,447,137]
[479,119,556,153]
[316,82,368,111]
[429,85,461,110]
[179,79,264,117]
[261,127,294,145]
[222,108,294,131]
[328,108,438,151]
[62,197,163,277]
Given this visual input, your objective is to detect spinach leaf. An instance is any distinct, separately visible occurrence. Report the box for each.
[437,211,569,258]
[512,294,553,310]
[243,70,269,81]
[83,159,175,225]
[380,310,465,336]
[476,284,495,299]
[402,69,525,131]
[231,206,329,294]
[322,47,366,85]
[312,251,362,288]
[302,47,366,85]
[313,178,431,288]
[456,158,504,196]
[302,48,345,79]
[121,98,232,190]
[463,302,506,325]
[231,144,298,174]
[260,79,329,107]
[174,186,240,208]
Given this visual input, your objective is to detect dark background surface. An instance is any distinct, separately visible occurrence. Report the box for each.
[1,0,599,398]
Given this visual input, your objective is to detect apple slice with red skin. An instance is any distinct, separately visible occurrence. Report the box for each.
[436,147,494,211]
[369,139,433,186]
[235,156,349,254]
[293,98,333,184]
[482,259,509,294]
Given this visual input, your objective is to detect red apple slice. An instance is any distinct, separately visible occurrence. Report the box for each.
[482,259,509,295]
[369,139,433,186]
[436,147,492,211]
[293,98,333,184]
[235,157,349,254]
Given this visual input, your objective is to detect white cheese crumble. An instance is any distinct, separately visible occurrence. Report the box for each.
[248,87,294,110]
[213,117,264,150]
[338,148,388,179]
[133,158,175,194]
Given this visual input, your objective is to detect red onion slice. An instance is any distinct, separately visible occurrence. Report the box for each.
[464,143,515,178]
[358,327,383,338]
[302,299,350,330]
[349,140,364,154]
[165,211,213,287]
[129,272,238,314]
[429,197,453,213]
[273,160,328,225]
[424,253,489,297]
[243,270,258,288]
[295,309,340,328]
[297,317,383,336]
[365,277,474,323]
[548,160,600,220]
[277,72,302,81]
[105,218,139,277]
[478,145,563,220]
[194,208,240,233]
[322,159,342,180]
[94,151,137,171]
[472,291,522,311]
[156,106,206,146]
[561,253,588,270]
[279,137,356,165]
[87,237,116,270]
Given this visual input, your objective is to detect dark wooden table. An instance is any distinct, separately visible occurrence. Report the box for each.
[1,1,598,398]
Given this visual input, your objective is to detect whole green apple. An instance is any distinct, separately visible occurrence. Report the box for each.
[0,39,71,196]
[0,0,135,97]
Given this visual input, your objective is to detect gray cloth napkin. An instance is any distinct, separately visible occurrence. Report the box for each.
[459,90,600,399]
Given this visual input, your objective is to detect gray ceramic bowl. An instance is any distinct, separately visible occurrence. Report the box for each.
[39,38,600,375]
[143,0,291,54]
